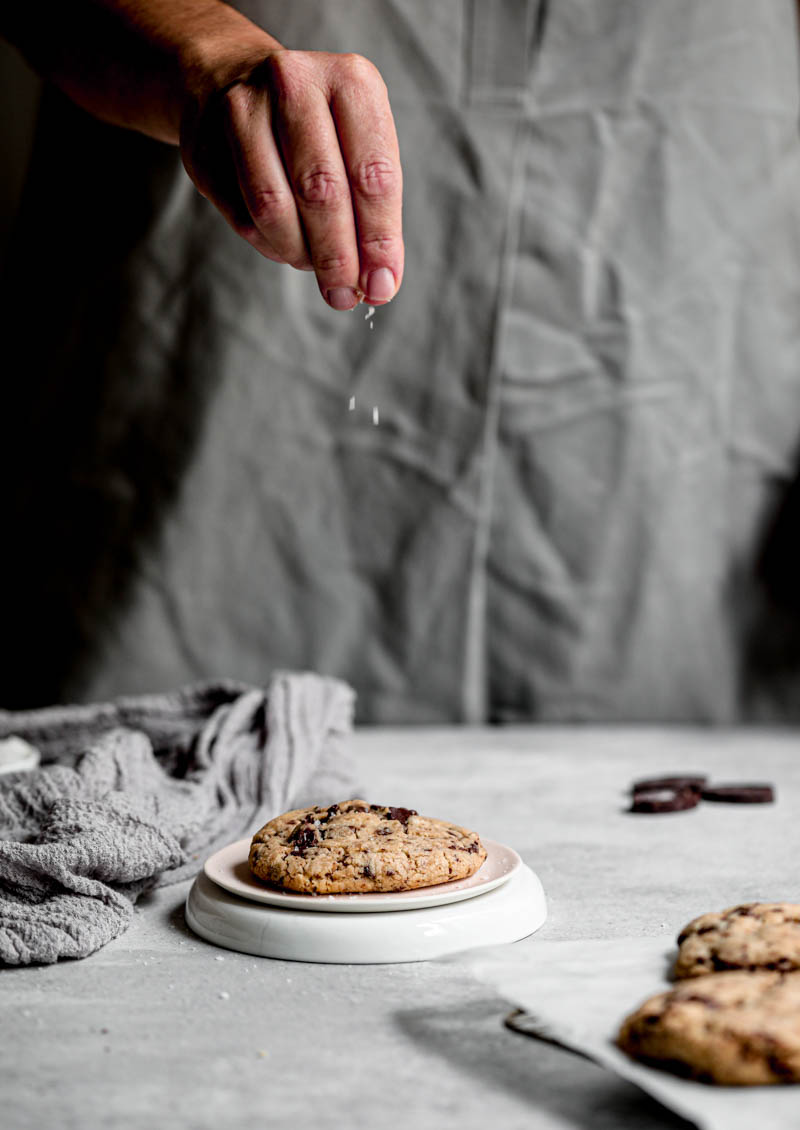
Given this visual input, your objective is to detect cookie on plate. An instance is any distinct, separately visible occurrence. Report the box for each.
[674,903,800,979]
[249,798,487,894]
[617,970,800,1085]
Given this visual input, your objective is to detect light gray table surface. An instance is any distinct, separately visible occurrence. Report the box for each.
[3,726,798,1130]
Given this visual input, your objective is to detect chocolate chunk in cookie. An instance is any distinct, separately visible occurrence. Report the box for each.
[249,798,487,894]
[674,903,800,979]
[385,806,417,826]
[617,970,800,1085]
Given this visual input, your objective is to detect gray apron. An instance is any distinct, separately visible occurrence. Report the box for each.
[3,0,800,722]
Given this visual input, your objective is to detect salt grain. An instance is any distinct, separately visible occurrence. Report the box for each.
[372,406,380,426]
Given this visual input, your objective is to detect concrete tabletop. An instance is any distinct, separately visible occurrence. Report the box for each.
[4,726,798,1129]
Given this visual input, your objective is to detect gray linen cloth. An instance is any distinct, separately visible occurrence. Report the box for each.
[0,671,356,965]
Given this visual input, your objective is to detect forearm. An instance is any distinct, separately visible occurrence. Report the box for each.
[1,0,280,143]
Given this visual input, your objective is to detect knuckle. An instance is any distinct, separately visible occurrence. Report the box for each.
[314,253,351,275]
[248,185,293,225]
[295,166,347,208]
[337,52,381,87]
[265,50,313,101]
[351,158,400,199]
[222,82,251,114]
[361,233,403,258]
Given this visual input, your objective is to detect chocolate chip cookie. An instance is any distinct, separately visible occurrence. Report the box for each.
[674,903,800,979]
[249,799,487,894]
[617,970,800,1084]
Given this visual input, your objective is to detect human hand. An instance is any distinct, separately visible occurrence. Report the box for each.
[181,48,403,310]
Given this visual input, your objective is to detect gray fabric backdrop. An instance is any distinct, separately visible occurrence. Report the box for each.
[3,0,800,723]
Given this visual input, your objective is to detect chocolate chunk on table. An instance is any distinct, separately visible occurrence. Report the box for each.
[700,784,775,804]
[629,785,701,814]
[632,774,707,794]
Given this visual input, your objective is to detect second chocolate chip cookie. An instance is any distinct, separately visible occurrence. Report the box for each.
[674,902,800,979]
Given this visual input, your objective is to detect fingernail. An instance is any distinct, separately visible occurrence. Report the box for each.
[327,287,359,311]
[366,268,396,303]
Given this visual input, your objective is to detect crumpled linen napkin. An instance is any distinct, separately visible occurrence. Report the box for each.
[0,671,356,965]
[458,937,800,1130]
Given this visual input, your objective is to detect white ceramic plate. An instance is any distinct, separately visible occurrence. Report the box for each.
[203,837,521,913]
[186,864,547,962]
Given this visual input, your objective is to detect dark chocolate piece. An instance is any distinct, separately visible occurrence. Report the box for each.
[385,806,417,825]
[632,774,707,794]
[289,825,319,855]
[700,784,775,804]
[629,785,700,814]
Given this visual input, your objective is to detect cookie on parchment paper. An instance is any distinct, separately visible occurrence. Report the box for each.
[249,798,487,894]
[617,970,800,1085]
[674,903,800,980]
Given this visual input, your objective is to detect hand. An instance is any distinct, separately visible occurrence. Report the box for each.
[181,48,404,310]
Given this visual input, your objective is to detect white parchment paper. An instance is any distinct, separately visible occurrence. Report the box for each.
[457,937,799,1130]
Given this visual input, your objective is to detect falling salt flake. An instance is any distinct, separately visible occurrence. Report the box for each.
[348,396,356,411]
[364,305,375,322]
[218,991,230,1001]
[372,406,380,426]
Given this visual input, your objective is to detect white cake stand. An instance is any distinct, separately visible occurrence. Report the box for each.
[185,838,547,964]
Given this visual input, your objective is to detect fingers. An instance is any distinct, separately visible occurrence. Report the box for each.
[181,89,290,266]
[223,83,312,271]
[268,56,362,309]
[267,51,403,309]
[184,50,404,311]
[328,55,404,305]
